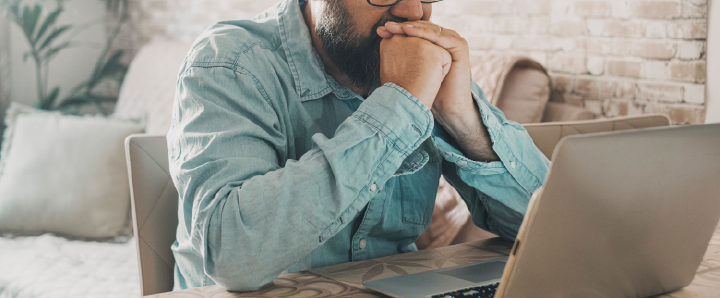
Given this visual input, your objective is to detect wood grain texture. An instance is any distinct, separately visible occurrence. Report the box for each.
[149,224,720,298]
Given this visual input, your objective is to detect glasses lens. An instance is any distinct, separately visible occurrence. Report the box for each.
[367,0,443,6]
[368,0,400,6]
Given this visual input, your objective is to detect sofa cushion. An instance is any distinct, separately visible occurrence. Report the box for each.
[542,101,596,123]
[0,103,143,238]
[495,66,550,123]
[113,39,192,134]
[470,55,552,123]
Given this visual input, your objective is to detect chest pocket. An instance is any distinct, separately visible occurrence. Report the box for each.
[399,140,442,226]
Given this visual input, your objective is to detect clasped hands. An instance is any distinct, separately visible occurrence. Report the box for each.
[377,21,473,121]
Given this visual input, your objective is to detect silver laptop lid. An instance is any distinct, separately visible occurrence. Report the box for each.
[502,123,720,298]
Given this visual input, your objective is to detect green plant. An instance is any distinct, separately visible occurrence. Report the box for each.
[0,0,129,115]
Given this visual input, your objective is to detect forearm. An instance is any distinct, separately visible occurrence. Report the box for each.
[434,97,499,162]
[432,86,550,240]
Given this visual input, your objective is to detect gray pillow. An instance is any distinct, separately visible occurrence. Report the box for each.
[0,103,144,238]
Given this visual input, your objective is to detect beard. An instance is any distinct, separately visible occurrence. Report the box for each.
[315,1,406,97]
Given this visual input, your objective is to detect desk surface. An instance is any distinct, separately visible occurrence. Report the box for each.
[145,223,720,298]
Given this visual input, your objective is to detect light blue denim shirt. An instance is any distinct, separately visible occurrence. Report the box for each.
[167,0,550,292]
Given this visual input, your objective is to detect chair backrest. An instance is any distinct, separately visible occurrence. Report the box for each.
[523,114,672,160]
[125,134,178,296]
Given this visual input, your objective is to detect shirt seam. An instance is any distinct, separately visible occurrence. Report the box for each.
[319,147,393,242]
[183,63,279,118]
[353,114,413,157]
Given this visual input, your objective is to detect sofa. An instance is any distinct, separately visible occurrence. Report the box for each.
[0,39,191,298]
[0,38,598,297]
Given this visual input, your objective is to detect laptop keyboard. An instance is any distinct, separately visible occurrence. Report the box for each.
[431,282,499,298]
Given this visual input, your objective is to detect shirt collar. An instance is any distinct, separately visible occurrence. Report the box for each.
[277,0,355,102]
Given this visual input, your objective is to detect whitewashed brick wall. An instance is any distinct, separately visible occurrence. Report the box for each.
[123,0,708,124]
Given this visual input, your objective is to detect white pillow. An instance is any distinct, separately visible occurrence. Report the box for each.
[0,103,144,238]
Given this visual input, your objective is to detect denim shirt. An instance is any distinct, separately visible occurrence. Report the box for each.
[167,0,550,292]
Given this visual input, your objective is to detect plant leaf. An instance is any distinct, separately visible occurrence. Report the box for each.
[81,50,126,92]
[55,94,91,109]
[21,4,42,45]
[3,0,22,24]
[41,86,60,110]
[97,50,125,78]
[69,79,91,95]
[42,41,72,61]
[55,94,117,110]
[38,24,71,51]
[35,6,63,42]
[93,100,108,115]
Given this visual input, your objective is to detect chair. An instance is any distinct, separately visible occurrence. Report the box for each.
[523,114,673,159]
[125,134,178,296]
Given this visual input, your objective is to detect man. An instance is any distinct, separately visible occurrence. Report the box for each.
[167,0,550,292]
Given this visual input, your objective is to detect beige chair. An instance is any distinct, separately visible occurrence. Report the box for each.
[125,134,178,296]
[523,114,672,160]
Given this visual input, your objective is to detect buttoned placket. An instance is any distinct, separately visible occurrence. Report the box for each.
[351,180,387,261]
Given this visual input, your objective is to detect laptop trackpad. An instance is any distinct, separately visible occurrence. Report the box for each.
[436,261,506,283]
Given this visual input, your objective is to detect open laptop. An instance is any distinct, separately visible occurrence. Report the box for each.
[363,123,720,298]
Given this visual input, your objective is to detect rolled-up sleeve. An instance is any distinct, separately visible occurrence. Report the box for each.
[431,83,550,240]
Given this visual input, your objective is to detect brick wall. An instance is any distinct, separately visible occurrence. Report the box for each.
[125,0,708,124]
[433,0,708,124]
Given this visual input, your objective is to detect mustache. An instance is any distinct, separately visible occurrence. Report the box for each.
[370,16,408,39]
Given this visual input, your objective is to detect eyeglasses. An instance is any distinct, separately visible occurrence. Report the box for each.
[367,0,443,7]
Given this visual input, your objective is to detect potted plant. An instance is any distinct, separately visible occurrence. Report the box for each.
[0,0,129,115]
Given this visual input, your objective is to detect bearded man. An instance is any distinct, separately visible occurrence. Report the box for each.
[167,0,550,291]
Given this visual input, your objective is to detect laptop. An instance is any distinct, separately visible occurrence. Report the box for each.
[363,123,720,298]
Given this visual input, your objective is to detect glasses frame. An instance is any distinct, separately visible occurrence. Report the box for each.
[366,0,443,7]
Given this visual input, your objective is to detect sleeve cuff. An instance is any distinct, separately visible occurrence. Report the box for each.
[354,83,434,156]
[432,91,548,194]
[431,91,508,175]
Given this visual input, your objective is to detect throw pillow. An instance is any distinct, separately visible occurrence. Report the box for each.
[0,103,144,238]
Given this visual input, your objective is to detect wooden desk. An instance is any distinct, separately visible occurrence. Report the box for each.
[145,224,720,298]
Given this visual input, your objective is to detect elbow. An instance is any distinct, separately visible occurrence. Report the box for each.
[216,277,273,293]
[207,265,277,292]
[203,247,278,292]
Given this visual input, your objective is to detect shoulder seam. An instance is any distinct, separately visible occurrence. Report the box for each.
[181,63,279,116]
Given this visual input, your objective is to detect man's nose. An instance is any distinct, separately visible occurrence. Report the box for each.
[389,0,424,21]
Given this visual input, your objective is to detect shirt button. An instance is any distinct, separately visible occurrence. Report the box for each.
[359,239,367,249]
[511,161,516,169]
[370,184,377,191]
[458,160,468,166]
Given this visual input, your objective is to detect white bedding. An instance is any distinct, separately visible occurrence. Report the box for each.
[0,234,140,298]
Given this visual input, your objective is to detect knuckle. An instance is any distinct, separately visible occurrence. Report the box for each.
[457,36,468,45]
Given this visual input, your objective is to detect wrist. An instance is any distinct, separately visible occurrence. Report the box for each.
[434,98,500,162]
[433,96,480,137]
